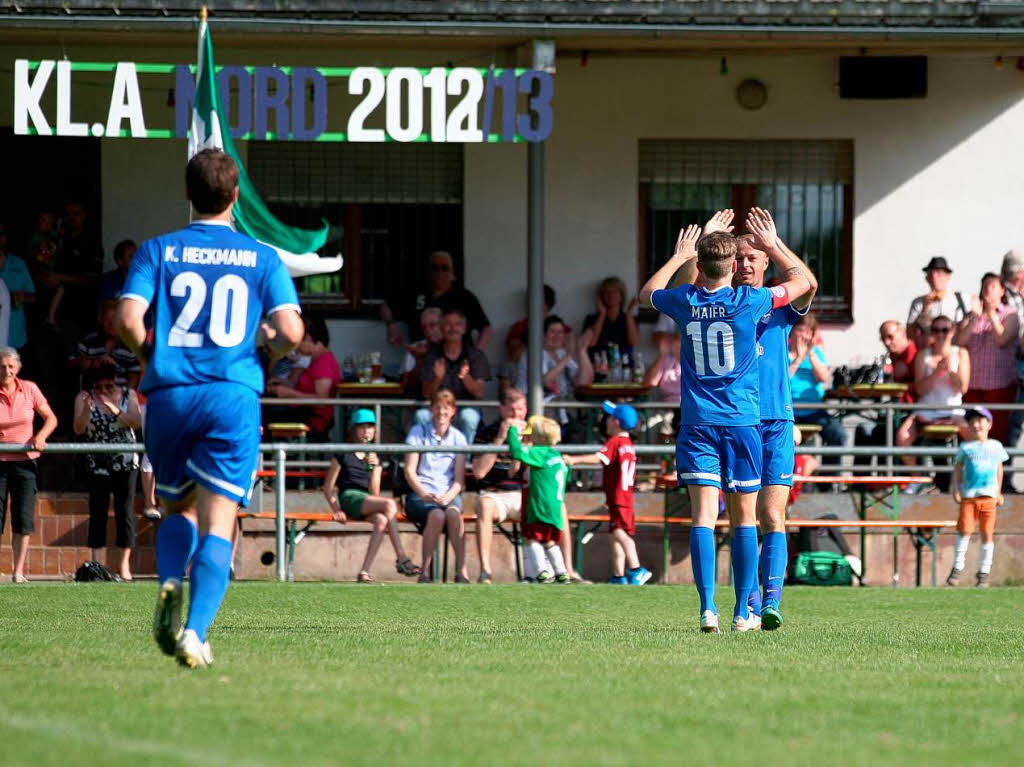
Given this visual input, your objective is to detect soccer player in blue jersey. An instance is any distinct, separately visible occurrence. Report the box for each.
[640,221,811,634]
[116,149,304,668]
[732,208,817,631]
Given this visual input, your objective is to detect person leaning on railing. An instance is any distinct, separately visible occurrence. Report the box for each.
[73,362,142,581]
[0,346,58,583]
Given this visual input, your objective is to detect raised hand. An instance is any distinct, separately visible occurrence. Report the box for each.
[432,357,446,381]
[674,224,702,259]
[703,209,735,235]
[746,207,779,252]
[457,360,471,380]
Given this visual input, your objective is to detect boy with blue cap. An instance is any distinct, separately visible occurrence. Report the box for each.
[568,401,651,585]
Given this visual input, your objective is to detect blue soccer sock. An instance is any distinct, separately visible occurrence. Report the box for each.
[762,532,788,608]
[731,526,758,620]
[747,543,763,617]
[185,534,233,643]
[156,514,198,584]
[690,527,717,615]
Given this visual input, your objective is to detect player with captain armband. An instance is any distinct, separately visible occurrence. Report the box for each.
[639,214,811,633]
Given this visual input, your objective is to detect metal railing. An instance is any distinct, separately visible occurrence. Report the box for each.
[11,393,1018,580]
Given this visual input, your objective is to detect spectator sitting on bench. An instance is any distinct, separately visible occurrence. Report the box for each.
[404,388,469,583]
[854,320,918,465]
[472,386,527,583]
[322,409,420,583]
[789,313,846,471]
[400,307,443,396]
[896,314,971,469]
[266,314,341,443]
[416,309,490,444]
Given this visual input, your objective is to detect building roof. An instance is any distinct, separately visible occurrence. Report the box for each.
[4,1,1024,29]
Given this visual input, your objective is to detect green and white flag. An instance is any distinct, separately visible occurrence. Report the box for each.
[190,15,341,278]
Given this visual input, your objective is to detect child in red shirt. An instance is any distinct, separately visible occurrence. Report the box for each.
[568,401,652,585]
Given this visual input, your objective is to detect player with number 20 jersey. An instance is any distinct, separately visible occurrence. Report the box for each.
[122,221,299,505]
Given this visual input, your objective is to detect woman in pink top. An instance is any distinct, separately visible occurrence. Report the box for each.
[0,347,58,582]
[955,273,1020,443]
[267,315,342,442]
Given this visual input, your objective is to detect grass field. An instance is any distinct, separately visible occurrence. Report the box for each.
[2,583,1022,767]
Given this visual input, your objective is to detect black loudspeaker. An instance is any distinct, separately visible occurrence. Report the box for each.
[839,56,927,99]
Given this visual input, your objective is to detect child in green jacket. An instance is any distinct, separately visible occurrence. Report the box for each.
[507,416,570,584]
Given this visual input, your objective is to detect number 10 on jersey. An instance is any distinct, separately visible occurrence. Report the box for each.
[685,321,736,376]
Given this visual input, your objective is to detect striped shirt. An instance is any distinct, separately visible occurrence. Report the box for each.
[963,305,1018,390]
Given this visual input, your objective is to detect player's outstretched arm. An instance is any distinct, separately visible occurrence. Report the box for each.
[639,224,701,308]
[749,207,818,310]
[746,208,810,307]
[670,209,736,288]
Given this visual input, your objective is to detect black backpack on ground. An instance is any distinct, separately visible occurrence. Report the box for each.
[74,561,120,582]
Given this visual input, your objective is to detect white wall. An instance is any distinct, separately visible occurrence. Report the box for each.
[4,41,1024,373]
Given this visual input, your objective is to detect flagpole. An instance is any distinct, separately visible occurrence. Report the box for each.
[188,7,208,225]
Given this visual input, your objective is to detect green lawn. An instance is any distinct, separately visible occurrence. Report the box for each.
[1,583,1022,767]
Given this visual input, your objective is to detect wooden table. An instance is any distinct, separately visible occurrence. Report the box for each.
[827,382,909,400]
[335,382,405,398]
[575,383,652,401]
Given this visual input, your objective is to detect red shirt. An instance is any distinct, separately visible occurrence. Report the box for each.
[598,433,636,509]
[890,341,917,402]
[296,351,342,433]
[0,378,48,461]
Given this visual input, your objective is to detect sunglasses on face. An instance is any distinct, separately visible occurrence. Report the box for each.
[930,326,952,335]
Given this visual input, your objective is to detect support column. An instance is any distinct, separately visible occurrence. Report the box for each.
[526,39,554,416]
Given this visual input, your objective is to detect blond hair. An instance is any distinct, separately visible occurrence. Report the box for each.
[523,415,561,446]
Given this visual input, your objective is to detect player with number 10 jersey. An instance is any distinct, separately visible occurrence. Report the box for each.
[652,281,786,491]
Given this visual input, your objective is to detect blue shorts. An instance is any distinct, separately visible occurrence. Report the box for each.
[404,493,463,533]
[760,419,795,487]
[676,425,762,493]
[144,382,261,506]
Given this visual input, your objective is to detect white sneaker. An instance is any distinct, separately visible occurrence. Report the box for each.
[153,579,183,656]
[733,612,760,632]
[700,610,721,634]
[142,507,163,521]
[175,629,214,669]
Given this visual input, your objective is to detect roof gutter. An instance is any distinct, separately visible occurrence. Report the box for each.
[2,14,1024,42]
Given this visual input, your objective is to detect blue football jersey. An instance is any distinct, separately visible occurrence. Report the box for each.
[122,222,300,395]
[756,304,807,422]
[652,284,778,426]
